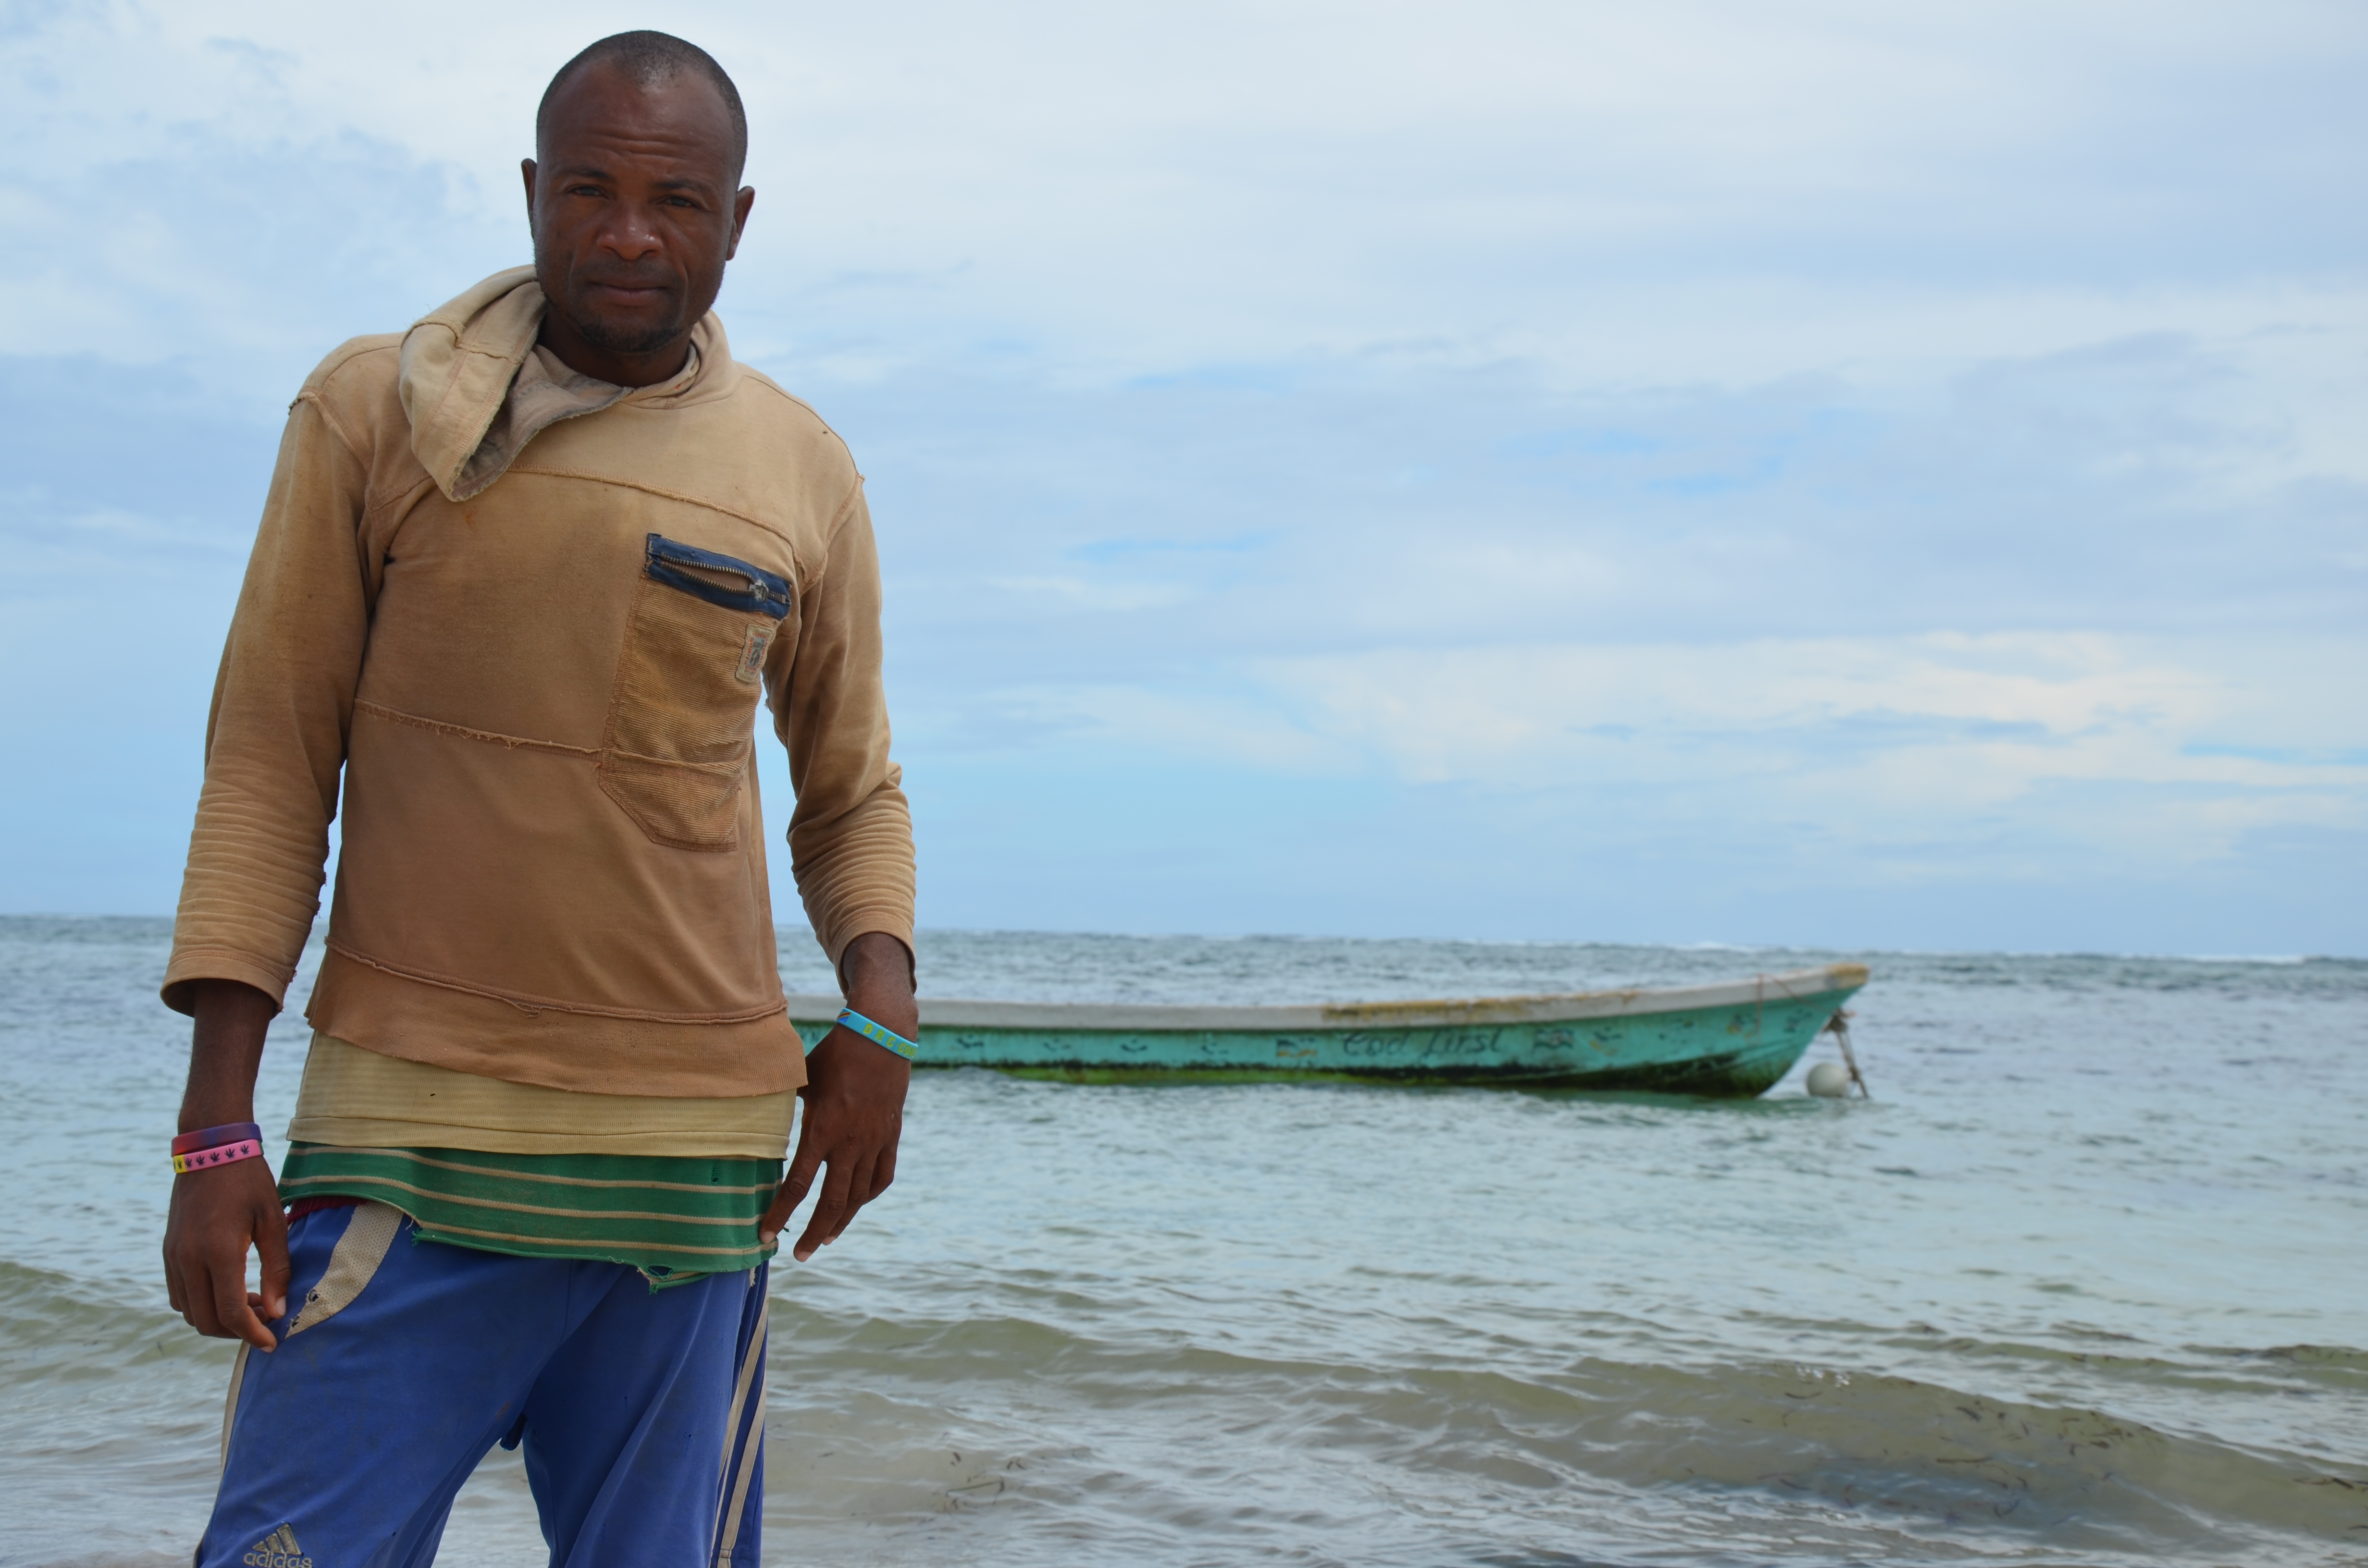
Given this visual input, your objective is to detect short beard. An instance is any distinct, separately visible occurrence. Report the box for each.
[560,305,685,359]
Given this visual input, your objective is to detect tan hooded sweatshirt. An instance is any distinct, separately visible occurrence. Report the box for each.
[162,268,916,1100]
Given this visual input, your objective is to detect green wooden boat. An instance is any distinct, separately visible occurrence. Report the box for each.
[789,962,1869,1096]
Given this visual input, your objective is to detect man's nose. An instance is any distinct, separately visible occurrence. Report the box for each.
[599,217,665,263]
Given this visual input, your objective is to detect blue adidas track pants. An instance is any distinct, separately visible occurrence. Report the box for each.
[197,1202,770,1568]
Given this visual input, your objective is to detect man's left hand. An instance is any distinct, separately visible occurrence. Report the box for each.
[761,932,914,1262]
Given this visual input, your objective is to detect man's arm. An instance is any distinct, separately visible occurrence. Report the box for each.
[760,931,916,1261]
[162,386,373,1016]
[161,980,290,1350]
[771,480,915,975]
[761,475,920,1262]
[158,378,370,1340]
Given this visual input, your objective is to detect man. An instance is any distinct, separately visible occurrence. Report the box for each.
[159,32,916,1568]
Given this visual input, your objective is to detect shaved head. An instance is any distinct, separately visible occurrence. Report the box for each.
[524,32,756,385]
[538,31,748,180]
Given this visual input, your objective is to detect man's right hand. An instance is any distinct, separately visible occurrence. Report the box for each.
[163,1158,290,1350]
[161,978,289,1351]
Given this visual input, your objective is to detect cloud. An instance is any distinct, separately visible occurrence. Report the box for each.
[920,629,2364,851]
[8,1,2367,380]
[849,330,2366,685]
[1,0,2363,951]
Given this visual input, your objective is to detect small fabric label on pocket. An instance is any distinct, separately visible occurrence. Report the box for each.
[735,625,771,684]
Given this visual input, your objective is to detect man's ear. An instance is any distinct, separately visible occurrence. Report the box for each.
[520,158,540,234]
[726,186,755,262]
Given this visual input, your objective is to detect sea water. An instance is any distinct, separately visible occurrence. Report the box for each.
[1,917,2363,1567]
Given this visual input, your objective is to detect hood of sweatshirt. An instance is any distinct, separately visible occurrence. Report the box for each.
[397,266,735,502]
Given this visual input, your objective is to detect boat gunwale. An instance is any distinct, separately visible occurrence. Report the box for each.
[787,962,1868,1033]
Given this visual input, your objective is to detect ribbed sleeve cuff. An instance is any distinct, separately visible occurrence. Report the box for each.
[160,947,296,1017]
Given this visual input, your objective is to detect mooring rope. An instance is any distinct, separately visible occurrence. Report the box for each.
[1822,1008,1871,1097]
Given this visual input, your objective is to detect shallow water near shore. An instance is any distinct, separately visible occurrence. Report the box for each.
[2,917,2364,1566]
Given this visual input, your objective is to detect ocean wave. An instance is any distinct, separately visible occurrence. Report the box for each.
[760,1299,2368,1563]
[0,1258,228,1383]
[3,1269,2361,1565]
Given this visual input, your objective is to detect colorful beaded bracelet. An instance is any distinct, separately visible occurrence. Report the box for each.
[171,1121,261,1156]
[173,1139,264,1175]
[836,1007,919,1061]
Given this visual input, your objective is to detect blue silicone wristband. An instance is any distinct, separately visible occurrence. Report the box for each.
[837,1007,919,1061]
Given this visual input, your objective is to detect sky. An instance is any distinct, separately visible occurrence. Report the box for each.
[1,0,2362,956]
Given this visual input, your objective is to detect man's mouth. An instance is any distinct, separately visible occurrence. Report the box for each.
[587,279,673,304]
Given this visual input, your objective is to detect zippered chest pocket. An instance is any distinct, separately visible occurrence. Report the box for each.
[598,534,796,852]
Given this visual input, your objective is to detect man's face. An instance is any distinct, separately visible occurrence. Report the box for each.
[524,64,753,380]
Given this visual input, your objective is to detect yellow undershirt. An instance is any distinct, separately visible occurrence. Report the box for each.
[287,1033,799,1158]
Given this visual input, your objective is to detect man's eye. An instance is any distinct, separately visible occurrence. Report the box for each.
[568,185,604,197]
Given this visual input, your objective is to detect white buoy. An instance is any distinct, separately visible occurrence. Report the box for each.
[1806,1061,1852,1098]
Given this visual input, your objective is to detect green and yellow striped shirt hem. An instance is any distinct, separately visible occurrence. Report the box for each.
[280,1144,782,1286]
